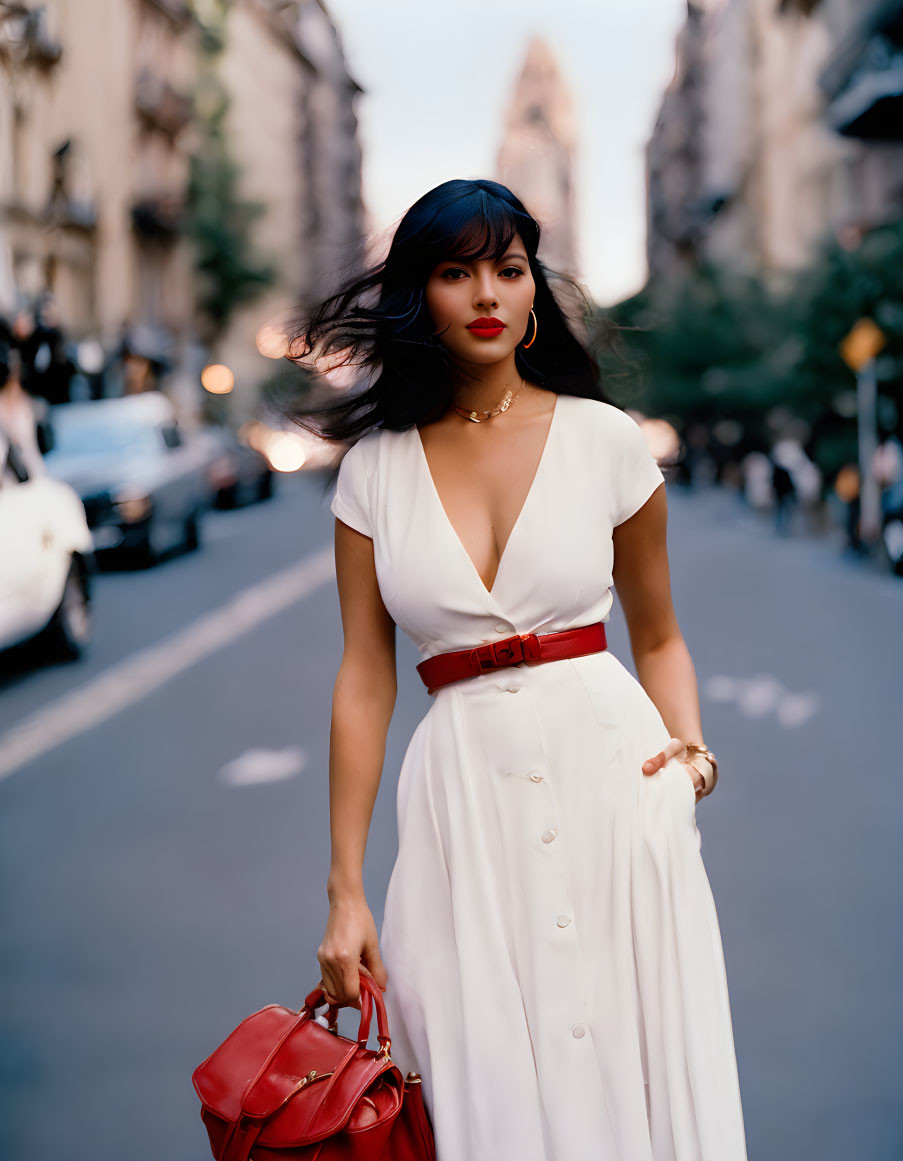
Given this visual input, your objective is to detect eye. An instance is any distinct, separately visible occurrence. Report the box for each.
[439,265,524,281]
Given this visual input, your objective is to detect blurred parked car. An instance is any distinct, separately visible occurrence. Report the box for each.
[0,429,94,661]
[195,424,275,508]
[43,392,210,567]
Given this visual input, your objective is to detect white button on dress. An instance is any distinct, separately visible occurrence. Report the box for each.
[556,914,572,928]
[329,393,749,1161]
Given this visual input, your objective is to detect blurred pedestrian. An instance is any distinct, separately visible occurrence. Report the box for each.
[874,430,903,520]
[771,457,797,535]
[874,431,903,574]
[834,463,863,556]
[103,322,171,397]
[682,419,710,487]
[740,448,774,512]
[0,315,51,478]
[16,293,77,406]
[772,438,823,535]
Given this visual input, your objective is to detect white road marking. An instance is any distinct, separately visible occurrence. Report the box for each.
[0,545,335,782]
[703,673,821,726]
[776,692,821,728]
[737,674,786,718]
[218,745,307,787]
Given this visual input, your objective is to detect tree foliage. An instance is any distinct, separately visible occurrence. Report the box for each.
[598,219,903,479]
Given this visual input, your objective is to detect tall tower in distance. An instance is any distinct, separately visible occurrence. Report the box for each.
[495,36,581,282]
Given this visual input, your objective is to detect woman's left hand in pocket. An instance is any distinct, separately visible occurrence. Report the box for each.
[642,736,714,801]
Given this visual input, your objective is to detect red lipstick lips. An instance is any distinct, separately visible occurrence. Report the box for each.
[466,317,506,339]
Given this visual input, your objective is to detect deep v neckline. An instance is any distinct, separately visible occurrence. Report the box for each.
[414,393,561,597]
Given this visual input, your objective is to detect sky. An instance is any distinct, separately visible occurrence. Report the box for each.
[324,0,688,307]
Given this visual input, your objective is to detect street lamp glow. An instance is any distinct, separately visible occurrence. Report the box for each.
[201,363,235,394]
[639,417,680,463]
[256,322,289,359]
[265,431,309,472]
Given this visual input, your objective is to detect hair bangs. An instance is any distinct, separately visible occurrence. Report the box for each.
[441,209,521,267]
[408,184,538,277]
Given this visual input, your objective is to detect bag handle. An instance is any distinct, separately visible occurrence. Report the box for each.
[302,978,373,1040]
[302,970,391,1054]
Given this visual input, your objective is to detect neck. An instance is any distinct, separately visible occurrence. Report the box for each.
[449,353,522,413]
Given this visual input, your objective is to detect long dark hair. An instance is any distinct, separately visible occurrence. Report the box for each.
[275,178,615,445]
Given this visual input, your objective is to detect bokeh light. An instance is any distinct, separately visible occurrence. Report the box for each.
[201,363,235,395]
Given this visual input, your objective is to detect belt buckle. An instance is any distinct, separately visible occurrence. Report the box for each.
[472,632,540,674]
[472,635,523,672]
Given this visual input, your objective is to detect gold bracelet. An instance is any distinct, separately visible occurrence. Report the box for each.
[684,743,718,789]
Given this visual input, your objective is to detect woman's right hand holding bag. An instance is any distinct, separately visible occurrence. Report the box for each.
[317,891,388,1009]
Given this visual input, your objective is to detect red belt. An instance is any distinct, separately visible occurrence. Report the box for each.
[416,621,607,693]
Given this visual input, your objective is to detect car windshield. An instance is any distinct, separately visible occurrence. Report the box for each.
[48,422,160,459]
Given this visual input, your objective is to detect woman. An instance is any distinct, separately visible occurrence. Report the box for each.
[286,179,748,1160]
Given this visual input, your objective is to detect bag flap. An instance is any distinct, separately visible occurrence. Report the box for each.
[241,1018,359,1118]
[194,1004,302,1121]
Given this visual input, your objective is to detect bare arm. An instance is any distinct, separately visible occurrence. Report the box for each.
[318,516,397,1005]
[612,485,714,796]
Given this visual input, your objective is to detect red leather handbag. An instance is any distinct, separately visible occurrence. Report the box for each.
[192,970,435,1161]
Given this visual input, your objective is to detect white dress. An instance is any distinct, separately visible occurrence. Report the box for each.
[330,392,748,1161]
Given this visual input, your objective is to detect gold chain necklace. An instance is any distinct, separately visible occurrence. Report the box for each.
[452,377,524,423]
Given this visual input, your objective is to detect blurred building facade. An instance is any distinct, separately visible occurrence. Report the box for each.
[0,0,198,362]
[213,0,364,424]
[295,0,366,305]
[0,0,365,422]
[495,36,581,281]
[647,0,903,283]
[646,3,709,280]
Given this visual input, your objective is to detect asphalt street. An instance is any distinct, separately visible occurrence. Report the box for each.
[1,470,900,1161]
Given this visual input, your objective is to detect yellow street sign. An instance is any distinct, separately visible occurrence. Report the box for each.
[840,317,886,372]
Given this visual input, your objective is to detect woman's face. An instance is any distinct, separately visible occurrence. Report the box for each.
[424,235,535,366]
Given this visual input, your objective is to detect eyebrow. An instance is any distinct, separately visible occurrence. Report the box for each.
[444,251,528,263]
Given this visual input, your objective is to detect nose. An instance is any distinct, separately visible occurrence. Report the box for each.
[472,267,498,310]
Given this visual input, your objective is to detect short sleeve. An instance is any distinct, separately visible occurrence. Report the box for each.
[330,436,373,537]
[612,409,665,526]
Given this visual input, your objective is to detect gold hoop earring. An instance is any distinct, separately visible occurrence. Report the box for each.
[522,308,537,349]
